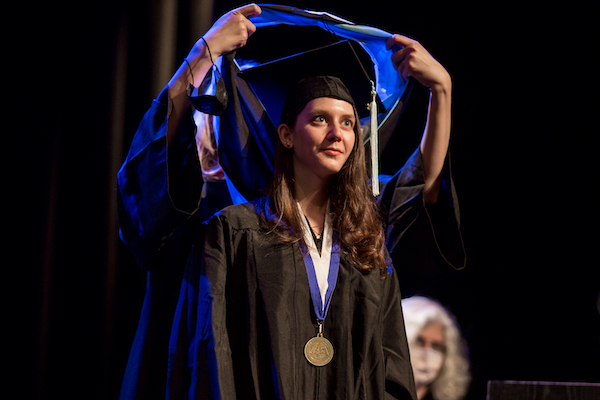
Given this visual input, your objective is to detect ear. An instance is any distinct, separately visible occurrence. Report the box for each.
[277,124,294,149]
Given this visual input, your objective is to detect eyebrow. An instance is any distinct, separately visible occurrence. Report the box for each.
[311,108,356,121]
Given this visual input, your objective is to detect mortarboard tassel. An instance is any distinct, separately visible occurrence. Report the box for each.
[369,80,380,197]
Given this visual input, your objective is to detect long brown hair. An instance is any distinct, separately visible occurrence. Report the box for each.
[265,107,387,275]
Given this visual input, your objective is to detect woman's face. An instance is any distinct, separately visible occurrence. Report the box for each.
[410,321,446,388]
[283,97,356,182]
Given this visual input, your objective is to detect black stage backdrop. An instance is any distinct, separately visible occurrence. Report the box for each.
[11,1,598,399]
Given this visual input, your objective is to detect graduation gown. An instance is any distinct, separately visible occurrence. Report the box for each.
[117,87,233,400]
[117,5,464,396]
[377,150,465,297]
[117,90,464,399]
[166,199,417,400]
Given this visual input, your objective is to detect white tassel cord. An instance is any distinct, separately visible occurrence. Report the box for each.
[369,80,379,197]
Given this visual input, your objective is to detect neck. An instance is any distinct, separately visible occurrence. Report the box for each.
[295,179,329,237]
[415,384,429,400]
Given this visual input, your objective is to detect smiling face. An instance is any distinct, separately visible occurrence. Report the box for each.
[278,97,357,183]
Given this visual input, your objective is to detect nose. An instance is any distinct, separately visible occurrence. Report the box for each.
[327,123,343,141]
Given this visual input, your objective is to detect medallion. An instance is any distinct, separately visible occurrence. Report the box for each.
[297,202,338,367]
[304,332,334,366]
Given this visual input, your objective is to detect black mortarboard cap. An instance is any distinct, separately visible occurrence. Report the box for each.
[239,40,386,126]
[279,75,355,126]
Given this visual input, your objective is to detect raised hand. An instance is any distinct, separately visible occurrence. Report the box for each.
[386,34,451,92]
[202,3,262,59]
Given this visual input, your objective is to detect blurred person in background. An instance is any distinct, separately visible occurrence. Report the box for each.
[402,296,471,400]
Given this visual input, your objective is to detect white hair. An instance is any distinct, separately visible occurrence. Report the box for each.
[402,296,471,400]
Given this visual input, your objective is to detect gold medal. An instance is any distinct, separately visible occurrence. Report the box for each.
[297,205,338,367]
[304,324,334,366]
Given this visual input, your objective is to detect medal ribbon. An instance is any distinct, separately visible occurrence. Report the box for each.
[297,203,341,321]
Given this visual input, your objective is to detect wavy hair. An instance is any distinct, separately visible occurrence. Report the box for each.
[265,107,387,275]
[401,296,471,400]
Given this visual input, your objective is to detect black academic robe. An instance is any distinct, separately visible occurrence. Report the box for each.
[117,85,465,399]
[377,150,465,297]
[166,199,417,400]
[117,87,233,400]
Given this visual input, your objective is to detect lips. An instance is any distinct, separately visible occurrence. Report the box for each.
[322,148,342,156]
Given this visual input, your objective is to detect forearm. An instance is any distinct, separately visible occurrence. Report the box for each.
[166,40,214,145]
[420,78,452,203]
[165,3,261,146]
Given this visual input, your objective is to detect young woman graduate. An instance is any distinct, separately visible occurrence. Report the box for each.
[117,3,463,399]
[160,4,456,399]
[167,75,418,398]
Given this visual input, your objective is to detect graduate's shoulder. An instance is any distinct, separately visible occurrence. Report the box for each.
[210,198,271,231]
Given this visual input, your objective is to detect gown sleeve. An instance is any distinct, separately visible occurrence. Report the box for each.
[378,148,466,297]
[116,86,204,270]
[381,264,418,400]
[167,211,236,400]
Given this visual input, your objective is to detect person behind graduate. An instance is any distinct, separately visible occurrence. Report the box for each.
[116,3,465,399]
[116,22,236,400]
[401,296,471,400]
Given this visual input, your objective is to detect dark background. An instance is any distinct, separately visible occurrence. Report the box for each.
[12,0,598,399]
